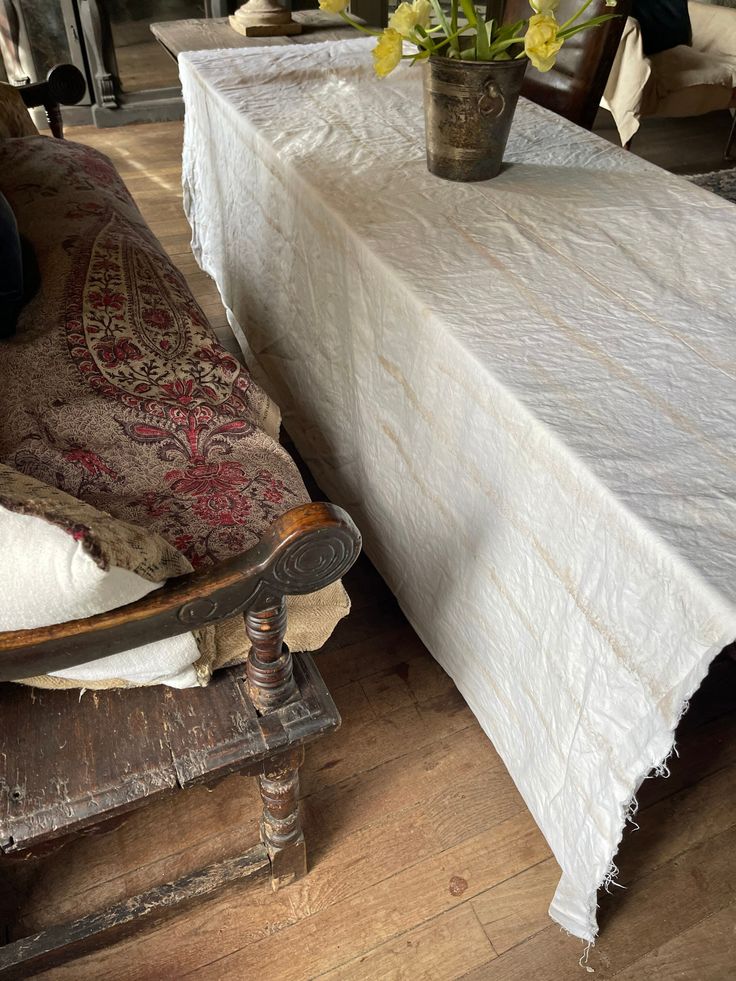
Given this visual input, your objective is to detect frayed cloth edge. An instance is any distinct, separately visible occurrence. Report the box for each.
[578,629,735,948]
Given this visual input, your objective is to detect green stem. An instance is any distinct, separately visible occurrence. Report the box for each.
[557,12,617,38]
[429,0,459,53]
[487,34,525,50]
[339,10,381,35]
[430,23,476,53]
[559,0,594,31]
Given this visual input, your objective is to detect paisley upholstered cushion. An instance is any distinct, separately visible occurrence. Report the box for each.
[0,136,349,687]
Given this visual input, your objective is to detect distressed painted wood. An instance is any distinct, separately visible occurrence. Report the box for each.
[150,12,356,61]
[0,121,362,977]
[0,682,178,854]
[0,848,270,980]
[258,747,307,889]
[0,652,340,853]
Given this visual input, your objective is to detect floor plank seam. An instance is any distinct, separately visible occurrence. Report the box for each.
[171,808,544,978]
[608,898,736,979]
[36,773,528,968]
[469,899,499,958]
[300,718,477,791]
[308,899,498,981]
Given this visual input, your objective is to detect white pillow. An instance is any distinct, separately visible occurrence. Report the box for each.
[0,469,204,689]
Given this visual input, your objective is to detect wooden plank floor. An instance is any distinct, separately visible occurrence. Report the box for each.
[22,121,736,980]
[593,108,735,175]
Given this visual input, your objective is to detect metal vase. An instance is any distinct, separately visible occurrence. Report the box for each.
[423,55,528,182]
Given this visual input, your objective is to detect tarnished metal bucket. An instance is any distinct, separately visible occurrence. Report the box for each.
[423,55,528,182]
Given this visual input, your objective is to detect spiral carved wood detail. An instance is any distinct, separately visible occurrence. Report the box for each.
[265,525,361,596]
[175,519,361,629]
[0,503,362,681]
[176,587,260,628]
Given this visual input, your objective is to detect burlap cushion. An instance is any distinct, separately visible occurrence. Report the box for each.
[0,82,38,141]
[0,136,349,688]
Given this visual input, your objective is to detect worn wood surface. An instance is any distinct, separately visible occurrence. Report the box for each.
[150,12,355,60]
[0,681,177,854]
[19,120,733,981]
[0,641,340,976]
[0,652,339,855]
[0,847,270,980]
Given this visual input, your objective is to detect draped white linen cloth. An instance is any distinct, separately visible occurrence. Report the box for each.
[179,38,736,942]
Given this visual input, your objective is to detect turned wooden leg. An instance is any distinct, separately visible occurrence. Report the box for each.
[246,600,306,887]
[245,598,298,713]
[44,103,63,139]
[259,746,307,890]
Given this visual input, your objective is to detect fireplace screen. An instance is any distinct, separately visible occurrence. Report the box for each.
[108,0,204,92]
[0,0,216,123]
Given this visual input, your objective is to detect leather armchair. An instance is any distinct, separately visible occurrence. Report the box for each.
[504,0,632,129]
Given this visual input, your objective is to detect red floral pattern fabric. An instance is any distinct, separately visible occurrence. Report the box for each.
[0,137,299,567]
[0,136,348,677]
[0,463,192,582]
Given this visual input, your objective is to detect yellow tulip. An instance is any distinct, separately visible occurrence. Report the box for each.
[319,0,349,13]
[389,0,432,38]
[529,0,559,12]
[373,28,403,77]
[524,13,563,72]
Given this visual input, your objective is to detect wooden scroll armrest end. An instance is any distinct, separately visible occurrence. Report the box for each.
[0,502,361,684]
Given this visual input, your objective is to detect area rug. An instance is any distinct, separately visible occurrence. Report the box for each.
[687,167,736,203]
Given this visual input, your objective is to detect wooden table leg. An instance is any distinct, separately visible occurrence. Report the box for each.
[258,746,307,890]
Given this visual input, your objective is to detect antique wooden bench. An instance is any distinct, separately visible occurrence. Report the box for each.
[0,503,360,979]
[0,69,361,978]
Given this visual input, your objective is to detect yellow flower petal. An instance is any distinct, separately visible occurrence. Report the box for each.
[373,28,403,78]
[389,0,432,38]
[529,0,559,13]
[524,12,563,72]
[319,0,349,13]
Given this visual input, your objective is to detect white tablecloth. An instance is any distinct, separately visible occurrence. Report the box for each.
[179,38,736,942]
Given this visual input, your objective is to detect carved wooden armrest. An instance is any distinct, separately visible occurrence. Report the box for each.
[0,502,361,708]
[17,64,86,139]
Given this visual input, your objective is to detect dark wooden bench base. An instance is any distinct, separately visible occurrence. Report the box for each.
[0,846,270,980]
[0,651,339,978]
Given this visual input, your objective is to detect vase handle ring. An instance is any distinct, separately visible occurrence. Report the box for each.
[478,80,506,118]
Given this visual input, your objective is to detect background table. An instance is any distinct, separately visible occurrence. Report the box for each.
[151,11,357,61]
[179,38,736,942]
